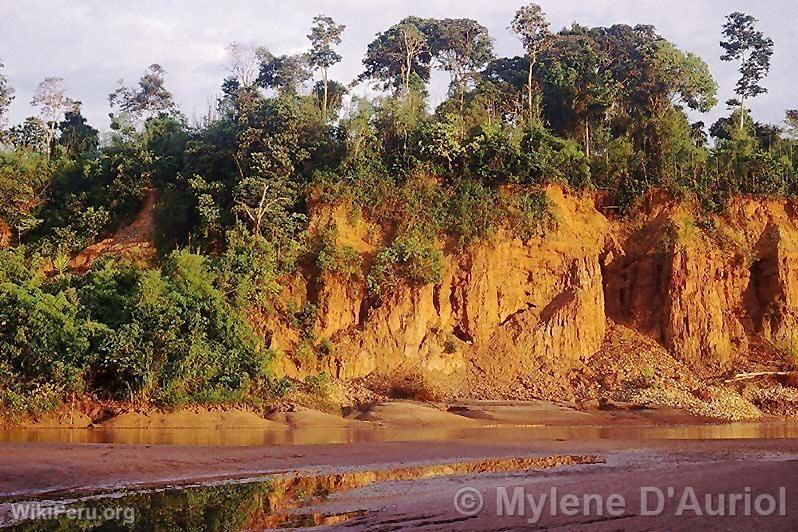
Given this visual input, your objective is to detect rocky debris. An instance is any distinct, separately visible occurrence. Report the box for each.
[621,385,761,421]
[746,384,798,416]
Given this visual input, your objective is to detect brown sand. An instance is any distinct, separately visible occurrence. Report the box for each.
[348,400,482,426]
[96,408,284,430]
[267,406,362,429]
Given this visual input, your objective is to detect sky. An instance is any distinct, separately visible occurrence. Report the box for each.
[1,0,795,132]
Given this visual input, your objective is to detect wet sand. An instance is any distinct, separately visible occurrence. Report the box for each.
[2,401,798,529]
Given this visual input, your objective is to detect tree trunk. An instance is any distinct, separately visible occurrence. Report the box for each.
[527,62,533,121]
[322,67,329,117]
[738,97,746,133]
[458,71,466,114]
[45,110,58,159]
[584,121,591,158]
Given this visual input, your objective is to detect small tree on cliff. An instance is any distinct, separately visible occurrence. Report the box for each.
[31,77,73,157]
[510,3,552,123]
[720,12,774,132]
[0,61,13,136]
[308,14,345,117]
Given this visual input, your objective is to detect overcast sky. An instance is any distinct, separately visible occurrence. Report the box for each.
[1,0,795,131]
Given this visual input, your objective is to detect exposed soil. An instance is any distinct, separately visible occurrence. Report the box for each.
[69,188,158,273]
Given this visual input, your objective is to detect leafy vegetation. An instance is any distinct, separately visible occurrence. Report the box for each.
[0,6,795,416]
[0,249,271,416]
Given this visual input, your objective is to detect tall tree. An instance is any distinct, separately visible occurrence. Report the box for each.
[312,79,348,115]
[0,61,13,134]
[30,77,72,157]
[430,18,494,111]
[510,3,552,121]
[785,109,798,140]
[654,42,718,114]
[481,56,529,119]
[109,64,176,126]
[227,42,269,87]
[307,15,345,117]
[9,117,48,152]
[360,17,436,94]
[720,12,774,131]
[258,53,312,96]
[539,34,614,157]
[58,101,99,157]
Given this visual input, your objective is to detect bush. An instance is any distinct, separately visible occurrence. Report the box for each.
[314,229,362,278]
[293,303,319,341]
[502,190,552,240]
[97,251,270,404]
[367,233,444,298]
[0,279,91,395]
[516,126,591,188]
[446,179,501,245]
[216,225,282,308]
[466,124,521,185]
[0,247,273,413]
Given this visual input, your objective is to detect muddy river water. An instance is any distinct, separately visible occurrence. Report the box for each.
[3,421,798,529]
[4,420,798,446]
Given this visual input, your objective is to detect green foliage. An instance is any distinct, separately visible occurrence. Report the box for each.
[0,248,272,415]
[502,189,552,240]
[293,303,318,341]
[92,251,270,404]
[368,233,444,298]
[0,277,90,395]
[0,150,51,235]
[360,16,438,92]
[466,124,522,185]
[446,179,500,245]
[517,125,591,188]
[317,338,335,356]
[429,18,494,103]
[216,225,282,308]
[720,12,774,109]
[417,113,466,171]
[303,372,332,397]
[58,103,99,158]
[258,53,312,95]
[108,64,177,125]
[314,229,362,278]
[308,15,346,117]
[0,6,796,418]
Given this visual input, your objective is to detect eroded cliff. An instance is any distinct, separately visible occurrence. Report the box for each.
[260,186,798,402]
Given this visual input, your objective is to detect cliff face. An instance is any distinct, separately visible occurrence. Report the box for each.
[0,218,10,249]
[605,197,798,374]
[263,187,798,398]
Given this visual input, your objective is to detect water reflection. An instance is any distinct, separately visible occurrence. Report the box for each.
[4,454,601,530]
[3,422,798,447]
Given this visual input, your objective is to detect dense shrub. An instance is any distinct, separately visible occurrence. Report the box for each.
[216,225,282,308]
[314,228,362,278]
[502,189,553,240]
[446,179,501,245]
[0,248,272,413]
[367,233,444,298]
[516,126,591,188]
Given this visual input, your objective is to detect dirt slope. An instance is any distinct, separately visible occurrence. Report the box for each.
[257,186,798,413]
[70,188,158,272]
